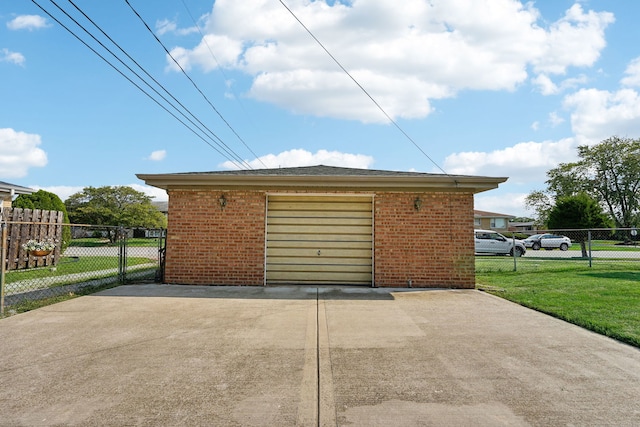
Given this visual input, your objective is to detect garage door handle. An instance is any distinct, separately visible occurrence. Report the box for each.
[317,250,321,256]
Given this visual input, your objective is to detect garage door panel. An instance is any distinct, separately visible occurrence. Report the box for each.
[267,263,373,272]
[266,271,372,284]
[267,201,371,212]
[268,210,372,219]
[267,224,372,235]
[267,216,372,226]
[267,248,372,258]
[267,233,373,242]
[267,240,372,250]
[268,195,371,203]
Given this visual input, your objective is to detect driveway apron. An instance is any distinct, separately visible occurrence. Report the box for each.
[0,284,639,426]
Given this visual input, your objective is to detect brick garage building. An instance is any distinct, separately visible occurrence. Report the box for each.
[137,165,506,288]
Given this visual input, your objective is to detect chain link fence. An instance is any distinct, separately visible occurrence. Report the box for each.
[1,222,165,314]
[475,227,640,273]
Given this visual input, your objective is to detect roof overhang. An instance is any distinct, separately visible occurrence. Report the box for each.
[136,172,507,194]
[0,182,34,197]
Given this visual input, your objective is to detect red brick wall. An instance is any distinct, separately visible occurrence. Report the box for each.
[374,192,475,288]
[165,190,266,285]
[165,189,475,288]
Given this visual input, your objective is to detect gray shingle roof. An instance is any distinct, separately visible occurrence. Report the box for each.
[174,165,468,178]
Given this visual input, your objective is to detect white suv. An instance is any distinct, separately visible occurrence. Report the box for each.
[474,229,526,257]
[523,233,572,251]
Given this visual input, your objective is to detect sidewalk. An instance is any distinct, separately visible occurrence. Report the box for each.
[0,285,639,426]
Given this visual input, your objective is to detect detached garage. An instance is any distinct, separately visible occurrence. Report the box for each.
[137,165,506,288]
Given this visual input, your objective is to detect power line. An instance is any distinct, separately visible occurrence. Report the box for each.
[178,0,260,143]
[125,0,267,169]
[278,0,448,175]
[31,0,250,169]
[63,0,250,169]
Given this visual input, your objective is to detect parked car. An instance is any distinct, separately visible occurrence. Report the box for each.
[474,229,526,257]
[523,233,572,251]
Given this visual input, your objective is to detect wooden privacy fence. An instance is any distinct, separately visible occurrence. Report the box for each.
[1,208,64,270]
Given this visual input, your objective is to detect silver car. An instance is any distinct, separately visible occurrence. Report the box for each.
[523,233,571,251]
[474,229,526,257]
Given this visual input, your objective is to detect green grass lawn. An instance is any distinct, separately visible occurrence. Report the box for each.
[476,259,640,347]
[68,238,161,247]
[4,256,153,284]
[589,240,640,251]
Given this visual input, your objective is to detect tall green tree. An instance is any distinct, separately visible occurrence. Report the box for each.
[13,189,72,250]
[526,136,640,228]
[547,193,611,256]
[65,186,167,237]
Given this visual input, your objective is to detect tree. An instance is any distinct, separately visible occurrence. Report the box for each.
[65,186,167,240]
[13,189,72,250]
[547,193,611,257]
[530,136,640,228]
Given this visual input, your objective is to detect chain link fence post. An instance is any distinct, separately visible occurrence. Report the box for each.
[512,234,517,271]
[587,230,592,268]
[118,227,127,285]
[1,222,7,316]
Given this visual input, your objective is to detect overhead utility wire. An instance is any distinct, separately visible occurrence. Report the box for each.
[31,0,248,171]
[31,0,248,169]
[63,0,250,170]
[178,0,266,168]
[278,0,449,175]
[125,0,266,169]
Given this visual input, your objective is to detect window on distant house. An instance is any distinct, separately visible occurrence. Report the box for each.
[491,218,506,228]
[474,218,481,227]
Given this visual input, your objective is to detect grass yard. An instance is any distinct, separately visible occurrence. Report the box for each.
[589,240,640,251]
[4,256,153,284]
[69,238,161,247]
[476,259,640,348]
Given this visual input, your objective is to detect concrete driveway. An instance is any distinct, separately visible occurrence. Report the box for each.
[0,285,638,426]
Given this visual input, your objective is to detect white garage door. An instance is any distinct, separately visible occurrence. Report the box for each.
[266,195,373,285]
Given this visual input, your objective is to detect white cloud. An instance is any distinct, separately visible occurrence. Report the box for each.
[532,73,588,95]
[532,74,558,95]
[7,15,49,31]
[621,57,640,88]
[220,148,374,170]
[167,1,614,122]
[531,121,540,131]
[531,4,613,74]
[475,192,533,218]
[156,18,199,36]
[128,184,168,201]
[0,128,47,178]
[148,150,167,161]
[563,88,640,144]
[30,185,83,201]
[443,138,577,183]
[0,48,25,66]
[549,111,565,127]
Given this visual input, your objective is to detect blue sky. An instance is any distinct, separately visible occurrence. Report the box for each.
[2,0,640,217]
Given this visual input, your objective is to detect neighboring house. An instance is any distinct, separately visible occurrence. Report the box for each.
[137,165,506,288]
[509,221,536,232]
[0,181,34,210]
[473,210,514,232]
[151,201,168,216]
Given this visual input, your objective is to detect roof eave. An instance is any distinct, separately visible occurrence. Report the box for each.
[137,173,507,194]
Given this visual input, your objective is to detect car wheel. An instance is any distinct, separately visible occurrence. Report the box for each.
[532,242,541,250]
[560,243,569,251]
[510,247,524,257]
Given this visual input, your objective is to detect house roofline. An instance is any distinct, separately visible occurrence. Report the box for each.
[136,171,507,194]
[0,181,34,196]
